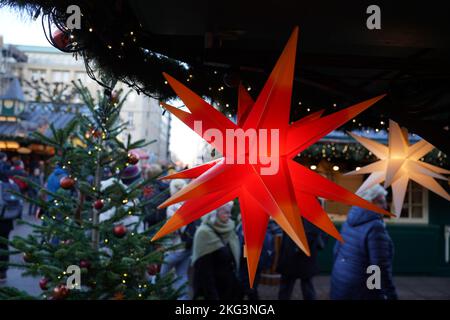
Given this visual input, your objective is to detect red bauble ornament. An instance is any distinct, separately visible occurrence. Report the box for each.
[113,292,125,300]
[143,186,155,197]
[62,239,73,245]
[93,199,104,210]
[110,91,120,104]
[92,129,103,138]
[79,259,91,269]
[60,177,75,189]
[147,263,160,276]
[53,284,69,300]
[127,153,139,165]
[39,278,49,290]
[113,224,127,238]
[52,29,70,51]
[23,253,32,263]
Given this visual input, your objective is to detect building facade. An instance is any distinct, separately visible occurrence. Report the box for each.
[120,91,171,165]
[1,41,171,164]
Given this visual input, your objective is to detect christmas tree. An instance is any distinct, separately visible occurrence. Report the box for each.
[0,78,179,300]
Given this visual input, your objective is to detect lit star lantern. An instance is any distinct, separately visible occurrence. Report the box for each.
[346,120,450,217]
[152,27,392,287]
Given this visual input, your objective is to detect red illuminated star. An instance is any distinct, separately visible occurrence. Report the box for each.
[152,27,392,287]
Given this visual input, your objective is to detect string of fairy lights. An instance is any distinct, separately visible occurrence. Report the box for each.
[38,207,154,299]
[42,8,448,172]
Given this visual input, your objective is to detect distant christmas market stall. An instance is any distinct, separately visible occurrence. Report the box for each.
[0,76,84,161]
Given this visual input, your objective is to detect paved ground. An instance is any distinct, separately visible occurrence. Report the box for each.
[0,209,41,296]
[2,206,450,300]
[257,275,450,300]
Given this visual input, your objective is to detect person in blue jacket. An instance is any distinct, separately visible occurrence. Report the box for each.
[40,164,68,245]
[46,165,68,199]
[330,184,398,300]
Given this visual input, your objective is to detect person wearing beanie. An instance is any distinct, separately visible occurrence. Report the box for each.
[120,165,142,186]
[0,152,23,282]
[330,184,398,300]
[191,202,242,300]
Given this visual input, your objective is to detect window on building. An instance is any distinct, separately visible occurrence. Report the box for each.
[390,181,428,224]
[314,161,429,224]
[75,71,95,86]
[128,92,136,103]
[30,69,46,81]
[52,70,70,83]
[75,72,87,83]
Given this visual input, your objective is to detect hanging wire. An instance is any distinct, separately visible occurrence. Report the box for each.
[41,9,80,53]
[82,52,113,92]
[36,4,183,113]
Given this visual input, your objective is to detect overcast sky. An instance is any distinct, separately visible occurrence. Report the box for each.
[0,6,202,166]
[0,7,50,46]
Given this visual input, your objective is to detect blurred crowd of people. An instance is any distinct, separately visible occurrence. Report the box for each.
[143,171,399,301]
[0,152,44,281]
[0,153,398,300]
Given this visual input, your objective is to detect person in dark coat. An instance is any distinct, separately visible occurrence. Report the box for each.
[27,167,43,216]
[237,216,274,300]
[0,180,22,281]
[191,202,242,300]
[0,153,25,281]
[277,219,325,300]
[0,153,22,183]
[0,218,13,281]
[0,152,12,183]
[330,184,398,300]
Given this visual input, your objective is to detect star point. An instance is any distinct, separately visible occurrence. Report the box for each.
[154,28,391,286]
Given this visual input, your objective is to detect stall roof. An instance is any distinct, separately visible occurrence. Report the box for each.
[0,102,89,140]
[0,77,25,101]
